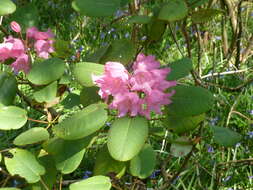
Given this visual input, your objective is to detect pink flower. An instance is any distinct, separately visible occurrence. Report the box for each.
[0,36,25,60]
[27,27,54,40]
[34,39,54,59]
[93,53,176,119]
[10,21,21,33]
[109,92,141,117]
[10,54,30,74]
[27,27,38,39]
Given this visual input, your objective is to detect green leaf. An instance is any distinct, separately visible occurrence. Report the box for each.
[164,113,205,134]
[0,72,17,106]
[0,0,16,16]
[69,176,111,190]
[188,0,209,8]
[53,39,72,59]
[5,149,45,183]
[53,103,107,140]
[148,20,166,42]
[0,106,27,130]
[128,15,152,24]
[0,153,2,162]
[43,136,92,174]
[166,58,192,80]
[101,39,136,65]
[72,0,120,17]
[34,82,57,103]
[13,127,49,146]
[107,117,148,161]
[10,3,39,30]
[61,93,80,109]
[167,85,214,117]
[85,45,110,63]
[0,188,20,190]
[80,87,101,107]
[120,0,129,7]
[94,146,126,178]
[158,0,188,22]
[170,137,192,157]
[28,58,65,85]
[73,62,104,87]
[211,126,242,147]
[130,144,156,179]
[191,9,223,24]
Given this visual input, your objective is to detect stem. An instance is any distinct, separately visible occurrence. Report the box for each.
[28,118,49,124]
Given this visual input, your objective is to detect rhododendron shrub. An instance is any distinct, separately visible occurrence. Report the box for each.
[93,54,177,119]
[0,22,55,73]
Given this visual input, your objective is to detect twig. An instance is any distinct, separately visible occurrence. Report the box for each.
[201,69,249,79]
[235,0,243,68]
[27,118,49,124]
[40,178,50,190]
[217,158,253,166]
[168,23,184,57]
[231,111,253,122]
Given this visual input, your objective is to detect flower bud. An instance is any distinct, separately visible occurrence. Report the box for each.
[10,21,21,33]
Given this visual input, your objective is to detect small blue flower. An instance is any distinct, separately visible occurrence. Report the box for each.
[106,122,111,127]
[227,188,233,190]
[149,170,160,179]
[248,131,253,138]
[100,32,106,39]
[210,117,219,126]
[249,176,253,179]
[235,143,241,148]
[125,32,130,38]
[251,12,253,17]
[115,10,124,18]
[207,145,214,153]
[214,36,221,40]
[223,175,232,182]
[249,110,253,115]
[141,36,147,41]
[83,170,92,179]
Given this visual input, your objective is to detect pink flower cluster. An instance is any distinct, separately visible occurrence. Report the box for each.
[0,21,54,73]
[93,53,177,119]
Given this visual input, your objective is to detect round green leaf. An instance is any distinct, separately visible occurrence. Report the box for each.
[13,127,49,146]
[94,146,126,178]
[101,39,136,65]
[158,0,188,22]
[73,62,104,87]
[70,176,111,190]
[34,82,57,103]
[191,9,223,24]
[166,58,193,80]
[211,126,242,147]
[61,93,80,109]
[130,144,156,179]
[72,0,120,17]
[43,136,92,174]
[5,149,45,183]
[80,87,101,107]
[164,113,205,134]
[0,0,16,16]
[10,3,39,30]
[0,106,27,130]
[27,58,65,85]
[107,117,148,161]
[0,72,17,106]
[167,85,214,117]
[170,137,192,157]
[128,15,152,24]
[53,103,108,140]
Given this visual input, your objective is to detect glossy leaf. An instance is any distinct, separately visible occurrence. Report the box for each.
[130,144,156,179]
[158,0,188,22]
[53,39,72,58]
[34,81,57,103]
[70,176,111,190]
[148,20,166,42]
[107,117,148,161]
[164,113,205,134]
[61,93,80,109]
[101,39,136,65]
[191,9,223,24]
[211,126,242,147]
[5,149,45,183]
[85,45,110,63]
[0,72,17,106]
[73,62,104,87]
[170,137,192,157]
[0,106,27,130]
[10,3,39,30]
[80,87,101,107]
[166,58,192,80]
[167,85,214,117]
[28,58,65,85]
[94,146,126,178]
[13,127,49,146]
[0,0,16,16]
[44,136,92,174]
[128,15,152,24]
[53,103,107,140]
[72,0,120,17]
